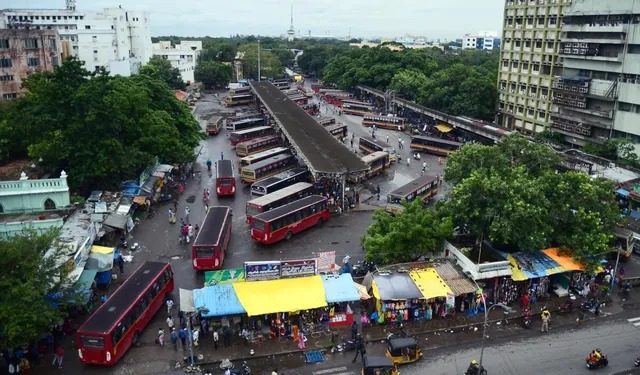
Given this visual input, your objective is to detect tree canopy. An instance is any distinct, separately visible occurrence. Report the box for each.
[443,135,619,268]
[0,230,72,349]
[0,58,202,193]
[195,60,232,89]
[237,43,283,80]
[140,55,186,89]
[362,199,454,265]
[317,46,499,120]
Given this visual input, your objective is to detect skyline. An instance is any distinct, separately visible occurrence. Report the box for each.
[4,0,504,40]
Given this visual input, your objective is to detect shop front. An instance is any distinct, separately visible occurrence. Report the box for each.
[321,274,361,327]
[432,262,477,315]
[371,273,424,324]
[193,284,247,333]
[409,269,454,319]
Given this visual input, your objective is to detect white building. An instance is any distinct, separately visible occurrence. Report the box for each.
[152,40,202,83]
[0,4,152,76]
[462,31,500,51]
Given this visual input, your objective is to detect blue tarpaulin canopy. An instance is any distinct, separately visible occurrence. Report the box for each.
[193,284,246,317]
[617,188,630,196]
[321,274,360,303]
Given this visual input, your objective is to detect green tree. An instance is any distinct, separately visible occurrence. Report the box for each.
[0,230,72,349]
[140,56,186,89]
[11,58,202,192]
[237,44,282,80]
[362,200,454,265]
[195,60,232,89]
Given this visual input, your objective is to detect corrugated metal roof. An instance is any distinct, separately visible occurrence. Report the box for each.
[434,262,477,296]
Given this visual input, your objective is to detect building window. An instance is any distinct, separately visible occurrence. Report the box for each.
[27,57,40,67]
[619,102,632,112]
[2,93,17,100]
[49,39,57,50]
[92,36,97,42]
[0,39,9,49]
[503,60,509,67]
[0,58,12,68]
[85,25,91,29]
[24,38,38,49]
[0,75,15,81]
[44,198,56,210]
[51,56,60,66]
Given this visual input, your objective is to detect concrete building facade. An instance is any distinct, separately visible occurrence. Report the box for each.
[462,32,501,50]
[497,0,569,134]
[152,40,202,83]
[0,28,62,99]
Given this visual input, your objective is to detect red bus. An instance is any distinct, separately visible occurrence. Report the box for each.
[76,262,174,366]
[235,135,283,157]
[215,159,236,196]
[246,182,315,224]
[192,206,232,270]
[240,153,298,184]
[301,104,319,116]
[251,195,330,244]
[230,126,275,146]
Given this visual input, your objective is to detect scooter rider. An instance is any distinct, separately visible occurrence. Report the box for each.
[466,359,480,375]
[206,159,212,171]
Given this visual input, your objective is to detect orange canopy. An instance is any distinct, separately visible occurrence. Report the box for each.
[542,248,584,272]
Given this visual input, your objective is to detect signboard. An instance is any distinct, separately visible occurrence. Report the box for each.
[204,268,245,286]
[244,261,281,281]
[315,251,336,273]
[280,259,317,278]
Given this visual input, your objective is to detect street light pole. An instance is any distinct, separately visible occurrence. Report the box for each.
[186,307,209,365]
[257,39,261,82]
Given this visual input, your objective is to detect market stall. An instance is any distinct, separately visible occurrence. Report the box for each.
[85,246,115,289]
[504,251,566,304]
[409,269,454,319]
[321,274,361,327]
[193,284,246,317]
[433,262,477,313]
[371,273,424,324]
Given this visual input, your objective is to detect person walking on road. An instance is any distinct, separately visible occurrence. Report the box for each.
[166,315,175,330]
[407,157,410,166]
[170,328,178,351]
[220,151,224,160]
[117,255,125,275]
[179,327,187,350]
[386,135,389,143]
[166,299,174,315]
[213,330,219,350]
[541,308,551,333]
[421,161,427,175]
[184,206,190,224]
[223,327,232,347]
[352,335,366,363]
[351,321,358,340]
[156,328,165,346]
[52,346,64,369]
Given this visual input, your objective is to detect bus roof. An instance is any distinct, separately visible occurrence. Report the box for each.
[79,261,168,333]
[317,117,335,125]
[237,134,280,146]
[361,151,388,163]
[244,153,295,171]
[248,182,314,206]
[195,206,230,245]
[228,93,254,99]
[388,175,437,198]
[364,113,407,121]
[412,135,463,147]
[216,159,233,177]
[253,195,326,222]
[231,125,271,135]
[251,167,308,188]
[360,135,391,148]
[342,99,373,106]
[326,124,347,132]
[241,147,290,161]
[232,117,264,126]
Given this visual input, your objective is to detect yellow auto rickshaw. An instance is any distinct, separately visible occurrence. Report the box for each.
[362,355,399,375]
[386,337,423,365]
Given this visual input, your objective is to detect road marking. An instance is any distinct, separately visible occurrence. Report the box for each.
[627,317,640,326]
[312,367,349,375]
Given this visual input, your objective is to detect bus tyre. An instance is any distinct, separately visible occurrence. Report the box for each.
[317,218,324,225]
[285,231,293,240]
[132,331,140,346]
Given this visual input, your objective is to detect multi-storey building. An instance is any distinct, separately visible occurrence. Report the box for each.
[497,0,569,134]
[462,32,501,50]
[0,28,62,99]
[152,40,202,83]
[553,0,640,145]
[0,3,152,76]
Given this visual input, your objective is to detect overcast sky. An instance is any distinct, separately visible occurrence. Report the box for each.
[6,0,504,40]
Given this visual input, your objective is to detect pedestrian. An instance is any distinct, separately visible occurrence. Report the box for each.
[184,206,190,223]
[166,315,175,330]
[156,328,165,346]
[350,138,354,148]
[170,328,178,351]
[166,299,174,315]
[352,336,366,363]
[51,345,64,369]
[117,255,124,275]
[173,200,178,211]
[271,370,278,375]
[204,202,209,212]
[179,327,187,350]
[351,321,358,340]
[521,293,530,310]
[421,161,427,173]
[407,157,410,166]
[200,318,209,338]
[213,330,219,350]
[541,309,550,333]
[179,311,185,327]
[188,224,194,241]
[386,135,389,143]
[376,185,380,195]
[297,332,306,350]
[355,193,360,205]
[220,151,224,160]
[577,310,585,326]
[223,327,232,347]
[438,157,443,166]
[192,328,200,347]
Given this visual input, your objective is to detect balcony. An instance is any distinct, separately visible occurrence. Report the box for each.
[563,23,627,34]
[550,114,593,136]
[553,77,590,94]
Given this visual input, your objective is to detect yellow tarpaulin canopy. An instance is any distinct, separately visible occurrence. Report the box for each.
[91,245,114,254]
[233,275,327,316]
[435,124,453,133]
[409,269,453,300]
[507,254,529,281]
[354,282,371,300]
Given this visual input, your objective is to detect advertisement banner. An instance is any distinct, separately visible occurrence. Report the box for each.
[204,268,245,286]
[244,261,281,281]
[315,251,336,273]
[280,259,317,278]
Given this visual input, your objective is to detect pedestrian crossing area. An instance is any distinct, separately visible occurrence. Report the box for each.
[312,366,357,375]
[627,316,640,327]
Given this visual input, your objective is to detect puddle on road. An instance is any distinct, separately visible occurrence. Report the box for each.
[185,195,196,203]
[171,256,181,260]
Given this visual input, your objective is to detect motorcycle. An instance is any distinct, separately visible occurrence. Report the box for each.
[338,337,357,351]
[413,153,421,160]
[463,366,488,375]
[581,298,599,313]
[635,356,640,367]
[522,309,532,329]
[219,360,251,375]
[558,299,575,314]
[586,354,608,369]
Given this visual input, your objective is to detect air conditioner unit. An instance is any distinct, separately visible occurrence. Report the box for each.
[511,89,516,93]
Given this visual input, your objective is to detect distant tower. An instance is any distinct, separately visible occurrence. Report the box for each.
[287,2,295,42]
[66,0,76,11]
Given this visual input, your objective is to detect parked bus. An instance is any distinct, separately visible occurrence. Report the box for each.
[385,175,439,214]
[206,116,224,136]
[288,94,308,105]
[237,147,291,172]
[245,182,315,224]
[230,126,274,146]
[229,117,265,132]
[215,160,236,196]
[301,104,319,116]
[273,82,291,90]
[250,167,309,197]
[228,86,251,95]
[410,136,463,156]
[229,111,261,123]
[317,117,336,127]
[251,195,330,244]
[76,262,174,366]
[350,151,390,182]
[325,124,348,140]
[341,99,374,116]
[235,135,283,157]
[192,206,232,270]
[362,114,407,131]
[224,94,254,107]
[311,83,325,93]
[358,136,398,163]
[240,153,298,184]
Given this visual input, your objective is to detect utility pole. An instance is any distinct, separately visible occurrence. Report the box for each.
[257,39,261,82]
